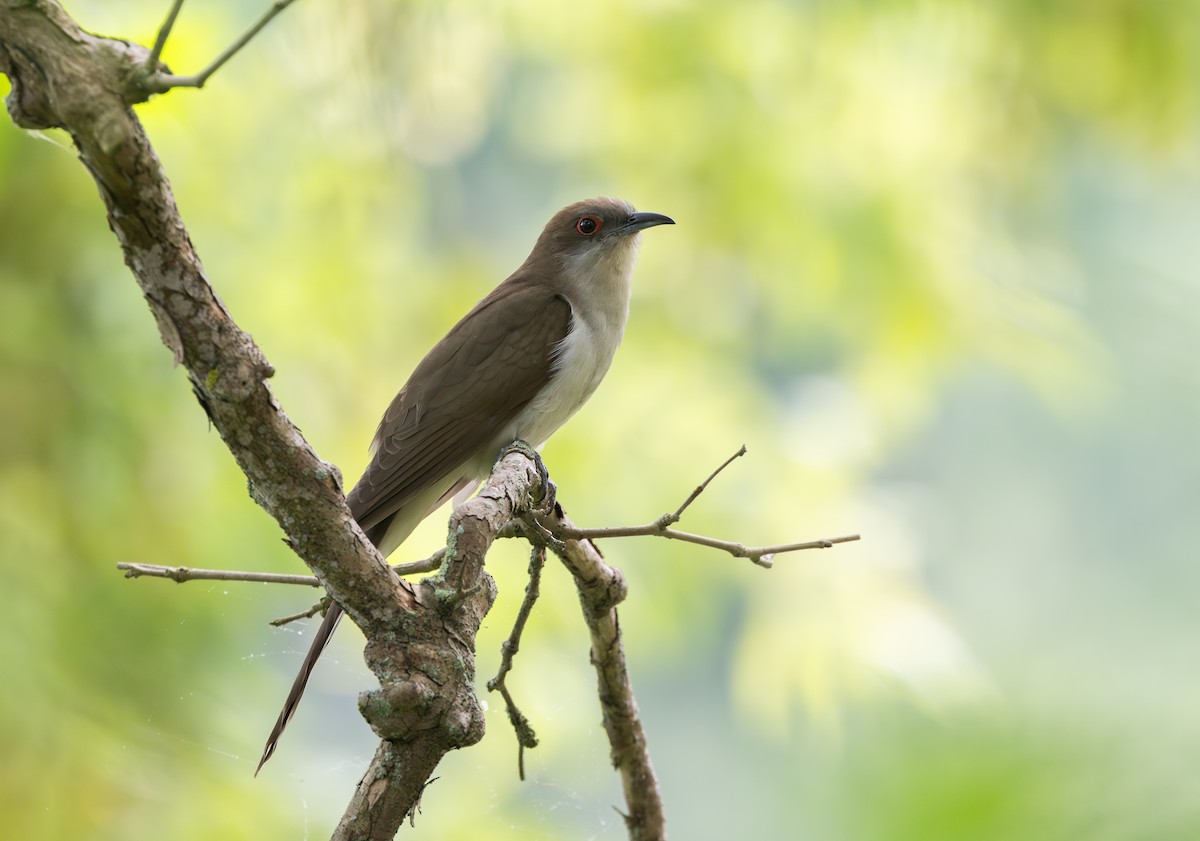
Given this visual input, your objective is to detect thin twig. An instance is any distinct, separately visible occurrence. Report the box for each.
[551,525,860,568]
[145,0,300,92]
[117,562,321,585]
[661,444,746,526]
[541,444,858,567]
[407,777,438,828]
[487,546,545,780]
[270,550,443,627]
[117,551,445,586]
[395,550,446,578]
[146,0,186,69]
[270,598,328,626]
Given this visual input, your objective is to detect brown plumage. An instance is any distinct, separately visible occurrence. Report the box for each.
[256,198,673,774]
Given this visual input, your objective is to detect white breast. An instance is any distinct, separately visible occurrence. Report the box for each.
[499,234,640,450]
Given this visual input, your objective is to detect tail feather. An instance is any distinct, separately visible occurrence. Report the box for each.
[255,601,344,775]
[254,484,468,775]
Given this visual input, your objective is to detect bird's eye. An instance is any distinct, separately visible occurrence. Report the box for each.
[575,215,602,236]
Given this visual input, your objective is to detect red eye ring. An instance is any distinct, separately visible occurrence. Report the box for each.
[576,215,602,236]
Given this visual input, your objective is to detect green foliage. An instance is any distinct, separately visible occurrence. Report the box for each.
[3,0,1199,838]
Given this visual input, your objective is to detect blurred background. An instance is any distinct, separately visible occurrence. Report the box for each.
[3,1,1199,838]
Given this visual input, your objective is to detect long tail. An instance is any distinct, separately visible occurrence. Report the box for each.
[255,600,344,775]
[254,482,471,774]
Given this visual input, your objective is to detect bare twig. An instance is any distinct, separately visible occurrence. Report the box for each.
[407,777,438,828]
[142,0,300,92]
[146,0,185,69]
[487,545,545,780]
[541,446,859,567]
[117,562,320,586]
[540,445,861,567]
[118,549,448,638]
[552,525,860,568]
[116,551,445,588]
[403,548,446,576]
[661,444,746,526]
[270,598,328,627]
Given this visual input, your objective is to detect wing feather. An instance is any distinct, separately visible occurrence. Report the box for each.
[347,281,571,531]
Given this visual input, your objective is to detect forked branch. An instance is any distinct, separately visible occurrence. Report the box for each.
[139,0,302,94]
[548,446,860,567]
[486,546,546,781]
[3,7,859,841]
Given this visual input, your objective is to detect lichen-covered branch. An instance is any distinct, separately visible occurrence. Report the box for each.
[336,448,548,839]
[0,5,522,838]
[0,0,405,636]
[3,9,857,841]
[533,511,666,841]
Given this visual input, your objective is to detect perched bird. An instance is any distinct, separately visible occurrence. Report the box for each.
[256,197,673,773]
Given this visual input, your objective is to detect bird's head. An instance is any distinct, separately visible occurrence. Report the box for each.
[528,197,674,283]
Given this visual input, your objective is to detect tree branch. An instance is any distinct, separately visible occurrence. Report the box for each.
[531,508,666,841]
[118,562,322,586]
[146,0,185,69]
[555,524,860,567]
[3,8,858,841]
[486,545,546,781]
[0,0,407,638]
[662,443,746,525]
[548,447,861,567]
[0,6,499,838]
[270,599,329,627]
[140,0,302,93]
[115,552,445,586]
[338,448,548,840]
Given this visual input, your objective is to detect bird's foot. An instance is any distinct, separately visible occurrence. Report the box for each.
[499,439,556,513]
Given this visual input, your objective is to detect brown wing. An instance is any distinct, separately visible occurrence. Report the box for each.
[346,280,571,531]
[256,280,570,776]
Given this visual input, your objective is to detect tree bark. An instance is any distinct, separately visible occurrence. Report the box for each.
[1,5,671,838]
[0,4,513,835]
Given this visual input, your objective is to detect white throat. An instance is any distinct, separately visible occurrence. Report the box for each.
[500,235,641,452]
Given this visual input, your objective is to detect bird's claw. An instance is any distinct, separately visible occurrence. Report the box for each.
[500,439,556,512]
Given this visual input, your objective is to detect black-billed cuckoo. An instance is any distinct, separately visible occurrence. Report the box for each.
[256,197,673,772]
